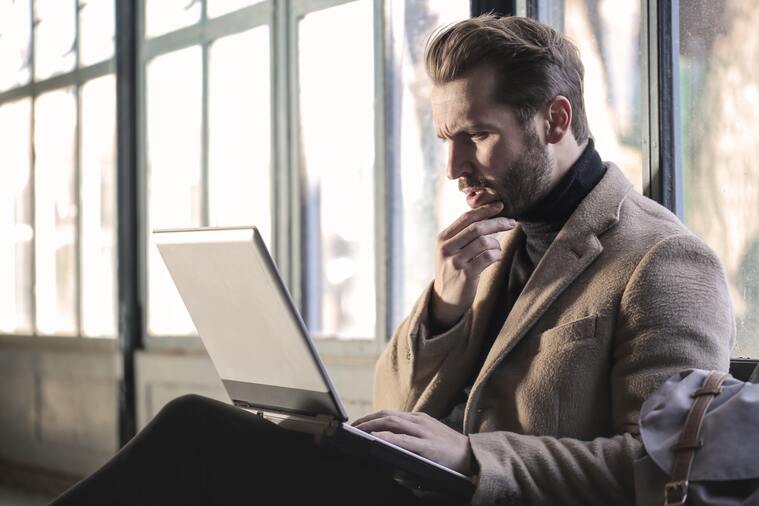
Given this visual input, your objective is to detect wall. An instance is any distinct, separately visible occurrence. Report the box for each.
[0,339,120,487]
[0,338,376,493]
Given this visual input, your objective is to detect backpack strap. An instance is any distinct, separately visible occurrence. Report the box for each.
[664,370,729,506]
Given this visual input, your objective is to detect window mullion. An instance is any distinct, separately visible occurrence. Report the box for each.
[116,0,142,445]
[373,0,388,346]
[470,0,517,17]
[201,15,210,226]
[273,0,292,287]
[75,87,83,335]
[29,0,38,335]
[653,0,683,217]
[75,0,83,335]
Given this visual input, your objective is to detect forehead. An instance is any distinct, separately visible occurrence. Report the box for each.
[430,66,517,133]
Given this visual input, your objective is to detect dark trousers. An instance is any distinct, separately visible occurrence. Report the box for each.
[50,394,428,506]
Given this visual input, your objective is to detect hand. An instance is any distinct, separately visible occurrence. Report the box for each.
[352,410,475,476]
[430,201,517,330]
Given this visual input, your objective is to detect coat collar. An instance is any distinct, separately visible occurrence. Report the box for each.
[463,163,633,431]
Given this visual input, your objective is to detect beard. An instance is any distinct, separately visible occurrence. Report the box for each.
[458,125,553,219]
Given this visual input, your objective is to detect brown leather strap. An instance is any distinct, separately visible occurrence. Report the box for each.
[664,370,729,506]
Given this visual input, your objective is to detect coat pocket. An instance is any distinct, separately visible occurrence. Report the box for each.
[535,314,610,437]
[537,314,598,348]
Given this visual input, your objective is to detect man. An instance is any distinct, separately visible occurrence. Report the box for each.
[353,14,733,505]
[51,15,733,506]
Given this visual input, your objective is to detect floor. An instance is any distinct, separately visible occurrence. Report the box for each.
[0,486,53,506]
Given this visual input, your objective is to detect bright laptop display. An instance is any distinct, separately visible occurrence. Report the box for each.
[153,226,346,420]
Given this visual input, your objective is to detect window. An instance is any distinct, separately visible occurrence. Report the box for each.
[680,0,759,357]
[541,0,644,192]
[142,1,273,336]
[143,0,381,341]
[536,0,758,358]
[387,0,471,325]
[0,0,117,338]
[3,1,751,358]
[296,0,376,338]
[0,98,33,334]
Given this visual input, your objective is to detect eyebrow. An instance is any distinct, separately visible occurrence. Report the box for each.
[436,122,497,140]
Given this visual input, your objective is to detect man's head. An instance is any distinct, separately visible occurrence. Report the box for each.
[426,15,589,219]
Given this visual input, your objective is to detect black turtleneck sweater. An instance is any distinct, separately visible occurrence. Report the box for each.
[440,139,606,431]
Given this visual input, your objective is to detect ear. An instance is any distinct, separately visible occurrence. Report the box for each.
[544,95,573,144]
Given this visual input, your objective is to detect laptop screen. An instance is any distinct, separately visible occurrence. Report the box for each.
[153,227,345,419]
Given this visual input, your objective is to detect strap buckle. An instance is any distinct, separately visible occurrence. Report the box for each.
[664,480,688,506]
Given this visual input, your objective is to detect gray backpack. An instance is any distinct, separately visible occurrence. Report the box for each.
[634,368,759,506]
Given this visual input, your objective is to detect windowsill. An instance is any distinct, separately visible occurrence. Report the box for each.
[0,334,118,352]
[142,333,385,364]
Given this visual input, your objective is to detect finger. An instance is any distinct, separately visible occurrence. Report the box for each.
[353,410,424,427]
[351,409,399,427]
[467,248,503,274]
[442,217,516,254]
[371,431,426,455]
[448,234,502,269]
[439,201,504,241]
[354,415,426,437]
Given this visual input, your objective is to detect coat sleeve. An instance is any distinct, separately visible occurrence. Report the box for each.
[467,233,735,506]
[373,282,473,413]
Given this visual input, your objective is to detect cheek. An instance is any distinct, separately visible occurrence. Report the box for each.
[478,140,517,178]
[474,141,503,173]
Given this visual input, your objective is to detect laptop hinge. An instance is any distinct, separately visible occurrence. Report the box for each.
[233,399,340,442]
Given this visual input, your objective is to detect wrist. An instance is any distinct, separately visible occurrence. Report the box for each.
[429,292,463,334]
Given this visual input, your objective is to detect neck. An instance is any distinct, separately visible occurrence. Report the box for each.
[521,138,604,225]
[550,137,589,189]
[517,138,605,266]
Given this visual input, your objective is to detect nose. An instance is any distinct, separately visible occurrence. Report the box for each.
[445,139,473,180]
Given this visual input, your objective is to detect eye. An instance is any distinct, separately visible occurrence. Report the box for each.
[470,132,488,141]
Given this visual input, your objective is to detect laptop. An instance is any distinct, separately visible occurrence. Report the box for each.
[152,226,475,499]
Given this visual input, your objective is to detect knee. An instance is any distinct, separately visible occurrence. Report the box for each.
[154,393,215,424]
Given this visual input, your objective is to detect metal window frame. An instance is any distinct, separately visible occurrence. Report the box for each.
[519,0,756,365]
[136,0,388,358]
[0,0,117,341]
[517,0,682,214]
[644,0,683,217]
[137,0,275,349]
[471,0,516,17]
[116,0,141,446]
[287,0,389,355]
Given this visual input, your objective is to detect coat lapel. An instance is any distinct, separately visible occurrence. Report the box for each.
[474,225,603,383]
[464,163,633,429]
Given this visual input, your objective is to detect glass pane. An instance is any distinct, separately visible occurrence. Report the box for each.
[208,27,272,246]
[392,0,471,324]
[549,0,643,191]
[298,0,375,338]
[0,99,33,334]
[80,75,117,337]
[34,0,76,80]
[145,0,201,39]
[79,0,115,66]
[0,0,31,91]
[146,47,202,335]
[34,89,78,335]
[207,0,264,18]
[680,1,759,358]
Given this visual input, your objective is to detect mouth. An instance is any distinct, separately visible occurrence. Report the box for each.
[462,186,499,208]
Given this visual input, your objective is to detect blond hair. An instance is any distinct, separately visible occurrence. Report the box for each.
[425,15,589,143]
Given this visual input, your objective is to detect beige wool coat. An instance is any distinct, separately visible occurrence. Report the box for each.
[373,164,735,506]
